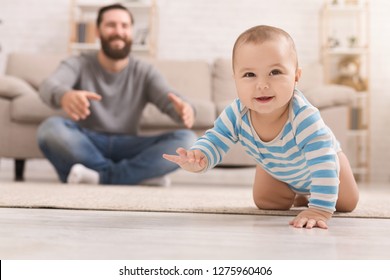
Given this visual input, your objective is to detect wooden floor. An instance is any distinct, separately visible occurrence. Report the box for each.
[1,207,390,259]
[1,159,390,260]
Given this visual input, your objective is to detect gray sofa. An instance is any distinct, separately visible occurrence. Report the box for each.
[0,52,355,181]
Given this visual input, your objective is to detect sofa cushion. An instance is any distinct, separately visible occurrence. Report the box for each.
[212,58,237,115]
[140,99,215,129]
[0,76,37,99]
[303,84,355,109]
[140,59,215,128]
[5,52,66,89]
[150,59,213,101]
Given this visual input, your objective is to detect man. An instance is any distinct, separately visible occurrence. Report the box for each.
[37,3,197,186]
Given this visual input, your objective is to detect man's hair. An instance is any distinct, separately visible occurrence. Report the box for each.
[96,3,134,27]
[232,25,298,68]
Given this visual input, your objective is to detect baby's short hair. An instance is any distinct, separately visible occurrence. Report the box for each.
[232,25,298,69]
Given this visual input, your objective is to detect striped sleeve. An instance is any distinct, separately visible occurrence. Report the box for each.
[293,104,339,213]
[191,99,241,171]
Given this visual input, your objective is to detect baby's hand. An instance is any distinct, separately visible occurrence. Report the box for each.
[289,208,332,229]
[163,148,207,173]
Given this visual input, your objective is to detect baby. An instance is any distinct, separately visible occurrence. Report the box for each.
[163,25,359,229]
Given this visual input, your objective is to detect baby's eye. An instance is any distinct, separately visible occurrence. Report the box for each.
[270,69,282,76]
[243,72,256,78]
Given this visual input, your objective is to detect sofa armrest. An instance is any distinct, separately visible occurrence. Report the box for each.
[302,84,356,109]
[0,75,37,99]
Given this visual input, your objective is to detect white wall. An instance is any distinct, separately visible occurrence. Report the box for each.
[0,0,389,182]
[157,0,322,65]
[0,0,69,73]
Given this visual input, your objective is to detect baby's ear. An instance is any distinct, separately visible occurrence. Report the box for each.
[295,68,302,82]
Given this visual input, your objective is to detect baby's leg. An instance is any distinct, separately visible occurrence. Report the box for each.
[293,195,309,207]
[336,151,359,212]
[252,165,296,210]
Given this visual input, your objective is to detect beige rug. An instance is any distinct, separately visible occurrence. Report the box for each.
[0,182,389,218]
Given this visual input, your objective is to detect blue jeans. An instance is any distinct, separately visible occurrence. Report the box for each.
[37,116,197,184]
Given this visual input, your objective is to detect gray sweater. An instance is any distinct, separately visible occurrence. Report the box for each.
[39,52,184,135]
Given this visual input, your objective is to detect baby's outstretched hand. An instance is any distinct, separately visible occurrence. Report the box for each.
[163,148,207,173]
[289,208,332,229]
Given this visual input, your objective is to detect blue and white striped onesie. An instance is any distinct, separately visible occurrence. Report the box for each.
[192,90,340,213]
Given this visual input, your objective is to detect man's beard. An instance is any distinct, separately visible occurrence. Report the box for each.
[100,35,132,60]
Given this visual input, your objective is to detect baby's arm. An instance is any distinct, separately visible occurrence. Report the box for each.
[163,148,208,173]
[290,102,340,229]
[293,134,338,229]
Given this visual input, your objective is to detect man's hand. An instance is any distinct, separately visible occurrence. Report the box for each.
[61,90,102,121]
[163,147,207,173]
[168,93,195,128]
[289,208,333,229]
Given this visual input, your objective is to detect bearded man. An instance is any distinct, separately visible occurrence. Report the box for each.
[37,3,196,186]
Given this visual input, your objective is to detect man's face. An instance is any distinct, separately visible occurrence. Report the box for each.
[98,9,133,60]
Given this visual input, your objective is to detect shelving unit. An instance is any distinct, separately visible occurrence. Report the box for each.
[69,0,157,57]
[320,0,370,181]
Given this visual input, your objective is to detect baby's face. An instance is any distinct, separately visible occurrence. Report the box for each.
[233,39,301,116]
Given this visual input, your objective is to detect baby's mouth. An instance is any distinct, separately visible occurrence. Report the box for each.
[255,96,274,103]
